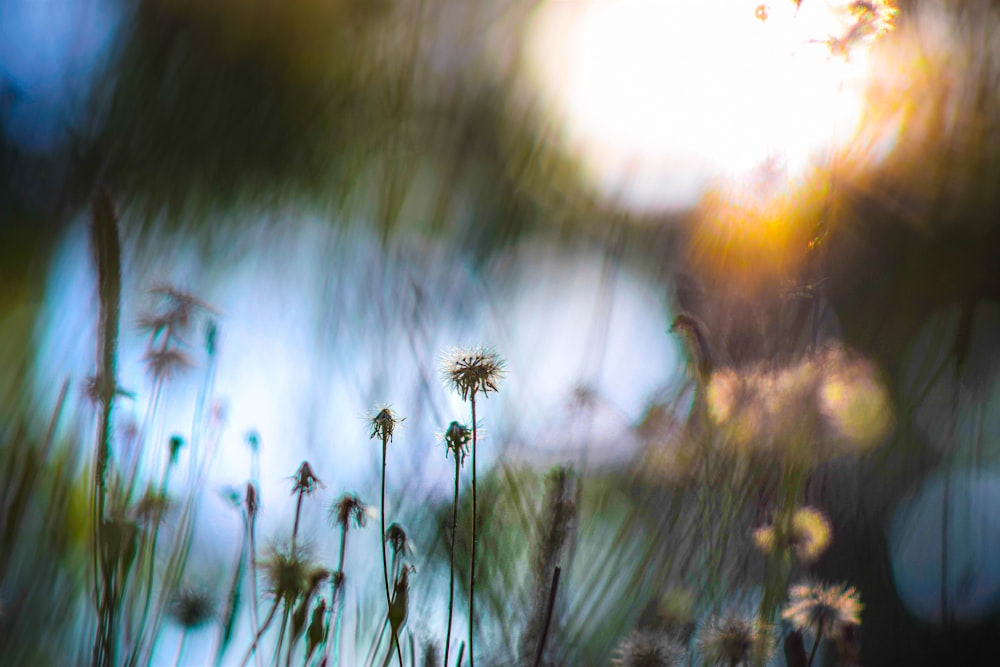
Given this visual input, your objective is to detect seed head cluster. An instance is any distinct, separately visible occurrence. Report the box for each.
[440,346,505,401]
[782,581,863,639]
[753,506,832,563]
[331,493,371,531]
[697,611,774,666]
[612,630,686,667]
[442,421,472,463]
[371,406,404,442]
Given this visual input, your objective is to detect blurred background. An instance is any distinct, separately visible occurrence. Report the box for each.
[3,0,1000,665]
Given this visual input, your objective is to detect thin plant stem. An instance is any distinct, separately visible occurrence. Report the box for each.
[173,630,189,667]
[468,393,478,667]
[381,435,392,626]
[444,453,460,667]
[292,490,305,553]
[273,603,291,667]
[322,524,349,667]
[248,511,263,667]
[455,642,465,667]
[238,597,282,667]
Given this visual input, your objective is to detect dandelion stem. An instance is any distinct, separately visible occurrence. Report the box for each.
[173,630,189,667]
[238,597,282,667]
[248,512,263,667]
[273,603,291,667]
[381,435,392,631]
[322,524,349,667]
[444,452,460,667]
[468,393,478,667]
[292,490,305,553]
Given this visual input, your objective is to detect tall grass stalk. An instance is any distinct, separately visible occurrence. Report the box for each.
[441,422,470,667]
[89,190,122,667]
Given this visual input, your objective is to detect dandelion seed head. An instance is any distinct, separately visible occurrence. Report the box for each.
[168,435,185,465]
[143,347,193,380]
[385,522,413,558]
[440,346,505,401]
[331,493,370,530]
[261,545,311,602]
[782,581,863,639]
[290,461,323,496]
[612,630,686,667]
[442,421,471,463]
[169,586,215,630]
[370,406,404,442]
[697,611,774,666]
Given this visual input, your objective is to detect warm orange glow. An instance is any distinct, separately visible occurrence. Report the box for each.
[523,0,898,212]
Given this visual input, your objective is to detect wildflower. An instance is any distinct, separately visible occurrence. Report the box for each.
[388,565,413,633]
[370,406,404,442]
[290,461,323,496]
[387,566,413,667]
[442,421,472,463]
[142,347,193,380]
[148,284,215,331]
[440,346,505,401]
[261,545,311,603]
[168,435,185,465]
[330,493,371,531]
[697,611,774,666]
[245,482,259,520]
[782,581,862,639]
[612,630,686,667]
[385,523,413,559]
[169,587,215,630]
[753,507,832,563]
[755,5,769,22]
[305,598,327,663]
[291,568,330,642]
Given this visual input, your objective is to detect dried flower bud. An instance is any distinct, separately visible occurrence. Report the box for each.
[290,461,323,496]
[370,406,404,442]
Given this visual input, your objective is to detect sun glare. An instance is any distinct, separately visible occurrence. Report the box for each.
[523,0,895,211]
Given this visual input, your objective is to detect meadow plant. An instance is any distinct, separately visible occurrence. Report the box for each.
[782,581,862,667]
[370,406,404,667]
[696,610,775,667]
[611,630,686,667]
[440,346,504,667]
[441,420,470,667]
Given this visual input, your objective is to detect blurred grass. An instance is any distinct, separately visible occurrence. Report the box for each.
[4,1,1000,664]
